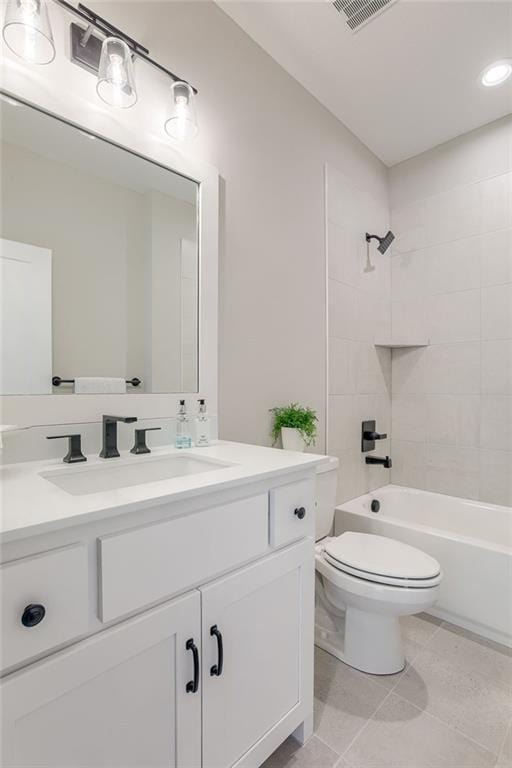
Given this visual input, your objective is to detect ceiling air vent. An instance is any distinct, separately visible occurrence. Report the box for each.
[333,0,397,31]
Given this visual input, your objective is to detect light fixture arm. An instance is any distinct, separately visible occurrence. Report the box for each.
[55,0,198,93]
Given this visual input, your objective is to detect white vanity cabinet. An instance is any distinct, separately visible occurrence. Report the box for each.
[201,541,312,768]
[0,470,316,768]
[1,591,202,768]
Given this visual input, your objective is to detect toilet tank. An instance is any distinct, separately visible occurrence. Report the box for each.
[315,457,339,541]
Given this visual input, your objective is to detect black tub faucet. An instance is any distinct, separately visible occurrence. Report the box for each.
[365,455,392,469]
[100,415,137,459]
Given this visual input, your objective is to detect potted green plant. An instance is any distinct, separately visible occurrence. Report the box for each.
[269,403,318,452]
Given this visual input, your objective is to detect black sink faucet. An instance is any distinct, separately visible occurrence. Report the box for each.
[365,455,392,469]
[100,415,137,459]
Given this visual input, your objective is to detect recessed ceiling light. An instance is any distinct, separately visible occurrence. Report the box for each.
[480,60,512,87]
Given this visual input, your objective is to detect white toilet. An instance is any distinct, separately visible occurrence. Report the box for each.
[315,459,442,675]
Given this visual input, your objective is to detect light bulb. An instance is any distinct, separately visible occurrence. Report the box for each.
[96,37,137,109]
[164,81,198,141]
[2,0,55,64]
[106,54,127,88]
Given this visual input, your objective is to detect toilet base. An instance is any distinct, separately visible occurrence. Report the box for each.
[315,594,405,675]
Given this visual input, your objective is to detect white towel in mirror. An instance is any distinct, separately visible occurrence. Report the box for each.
[74,377,126,394]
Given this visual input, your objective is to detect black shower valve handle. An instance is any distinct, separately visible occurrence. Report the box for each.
[363,430,387,441]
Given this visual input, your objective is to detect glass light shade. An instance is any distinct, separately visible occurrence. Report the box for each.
[2,0,55,64]
[96,37,137,109]
[165,81,198,141]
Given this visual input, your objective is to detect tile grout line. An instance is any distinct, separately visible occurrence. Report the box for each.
[338,688,395,760]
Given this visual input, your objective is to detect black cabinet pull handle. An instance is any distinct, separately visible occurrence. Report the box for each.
[294,507,306,520]
[210,625,223,677]
[21,603,46,627]
[185,638,199,693]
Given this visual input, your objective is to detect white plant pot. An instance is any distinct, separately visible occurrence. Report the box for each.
[281,427,306,452]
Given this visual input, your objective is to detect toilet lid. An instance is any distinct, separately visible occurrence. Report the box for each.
[324,532,441,581]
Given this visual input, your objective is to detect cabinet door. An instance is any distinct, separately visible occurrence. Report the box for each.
[1,592,201,768]
[201,541,313,768]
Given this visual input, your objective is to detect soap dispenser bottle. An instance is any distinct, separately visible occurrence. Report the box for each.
[195,399,211,447]
[175,400,192,449]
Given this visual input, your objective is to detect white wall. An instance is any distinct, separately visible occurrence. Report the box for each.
[389,116,512,506]
[326,166,391,503]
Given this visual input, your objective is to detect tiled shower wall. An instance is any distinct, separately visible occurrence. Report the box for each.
[389,116,512,506]
[327,165,392,503]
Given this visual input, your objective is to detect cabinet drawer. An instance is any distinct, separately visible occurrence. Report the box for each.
[269,478,315,547]
[1,544,89,671]
[99,494,269,622]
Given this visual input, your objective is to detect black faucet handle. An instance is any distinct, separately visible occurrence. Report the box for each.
[130,427,162,455]
[363,430,387,441]
[47,434,87,463]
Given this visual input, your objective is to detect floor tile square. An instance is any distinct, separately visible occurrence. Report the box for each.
[314,647,389,754]
[394,645,512,754]
[344,693,496,768]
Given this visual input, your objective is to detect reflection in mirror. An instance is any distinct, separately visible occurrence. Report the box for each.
[0,97,199,395]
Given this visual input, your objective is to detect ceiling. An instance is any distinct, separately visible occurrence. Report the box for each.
[218,0,512,166]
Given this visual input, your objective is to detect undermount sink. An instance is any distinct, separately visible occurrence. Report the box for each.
[40,454,233,496]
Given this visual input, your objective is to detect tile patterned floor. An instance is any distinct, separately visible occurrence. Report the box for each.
[262,614,512,768]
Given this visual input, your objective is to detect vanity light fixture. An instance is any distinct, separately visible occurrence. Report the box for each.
[96,36,137,109]
[2,0,56,64]
[480,59,512,87]
[165,81,198,141]
[1,0,198,137]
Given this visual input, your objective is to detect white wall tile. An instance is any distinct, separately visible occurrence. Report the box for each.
[329,279,358,340]
[426,237,481,295]
[392,299,428,342]
[482,284,512,340]
[481,229,512,287]
[328,395,359,453]
[392,395,428,442]
[480,395,512,452]
[327,167,391,500]
[482,340,512,395]
[423,184,481,245]
[424,342,481,395]
[392,347,429,394]
[425,444,479,500]
[428,290,480,344]
[356,344,391,395]
[328,221,361,288]
[329,337,358,395]
[390,440,427,489]
[334,448,367,504]
[390,119,512,504]
[480,449,512,506]
[357,393,391,434]
[479,172,512,233]
[391,200,426,254]
[391,251,427,301]
[426,395,480,447]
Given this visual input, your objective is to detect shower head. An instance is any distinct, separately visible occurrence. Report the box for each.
[365,230,395,254]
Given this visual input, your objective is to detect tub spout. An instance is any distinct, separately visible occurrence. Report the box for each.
[365,455,392,469]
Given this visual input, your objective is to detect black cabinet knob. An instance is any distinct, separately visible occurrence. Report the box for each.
[21,603,46,628]
[294,507,306,520]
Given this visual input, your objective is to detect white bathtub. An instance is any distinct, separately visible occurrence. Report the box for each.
[334,485,512,647]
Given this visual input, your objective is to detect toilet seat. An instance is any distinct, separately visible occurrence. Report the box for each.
[322,532,442,588]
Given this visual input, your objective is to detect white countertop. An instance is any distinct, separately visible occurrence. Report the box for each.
[0,441,331,543]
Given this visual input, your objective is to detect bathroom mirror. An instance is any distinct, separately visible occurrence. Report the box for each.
[0,96,199,395]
